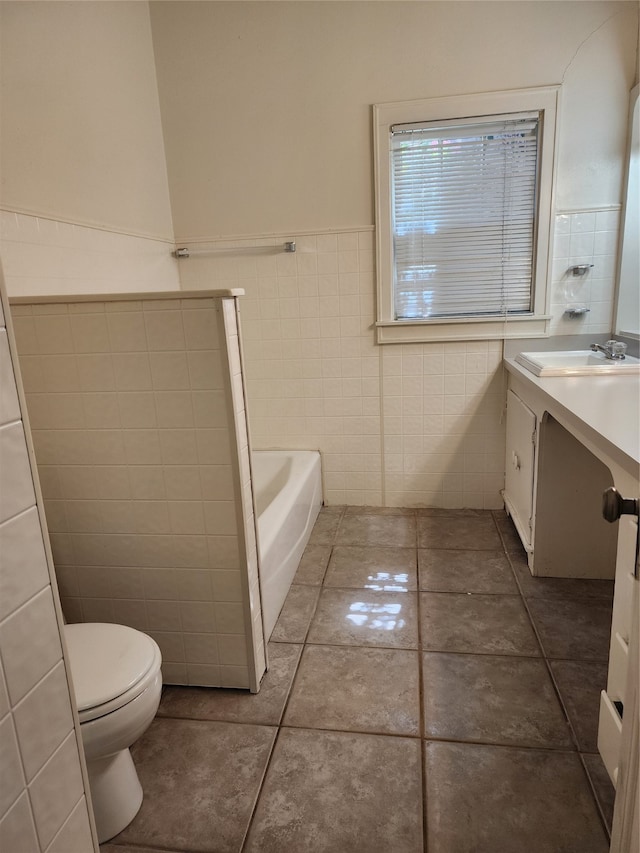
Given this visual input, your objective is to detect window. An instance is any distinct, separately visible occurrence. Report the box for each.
[373,87,560,343]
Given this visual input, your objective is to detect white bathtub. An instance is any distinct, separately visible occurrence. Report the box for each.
[252,450,322,640]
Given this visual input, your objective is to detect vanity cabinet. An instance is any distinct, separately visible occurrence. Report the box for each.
[504,380,618,580]
[503,358,640,821]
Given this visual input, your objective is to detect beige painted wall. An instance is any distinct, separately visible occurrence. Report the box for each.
[149,0,638,240]
[0,1,174,240]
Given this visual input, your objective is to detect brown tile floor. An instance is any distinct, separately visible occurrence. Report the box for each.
[102,507,616,853]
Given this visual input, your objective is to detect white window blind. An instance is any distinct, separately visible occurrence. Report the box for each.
[391,112,540,321]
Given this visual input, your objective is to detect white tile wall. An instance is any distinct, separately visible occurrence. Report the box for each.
[178,231,504,507]
[0,272,97,851]
[14,294,260,690]
[0,210,180,297]
[177,215,619,508]
[381,341,506,509]
[550,208,620,336]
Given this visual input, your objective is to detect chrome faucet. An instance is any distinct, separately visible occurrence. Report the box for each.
[590,340,628,360]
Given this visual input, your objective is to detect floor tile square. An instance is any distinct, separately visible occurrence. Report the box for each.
[307,588,419,649]
[420,592,540,656]
[324,545,417,591]
[335,514,416,548]
[550,659,609,752]
[526,596,613,660]
[419,549,517,594]
[244,728,423,853]
[422,652,572,748]
[418,515,502,550]
[425,741,609,853]
[157,643,302,726]
[270,585,320,643]
[114,718,276,853]
[283,644,420,735]
[292,544,332,585]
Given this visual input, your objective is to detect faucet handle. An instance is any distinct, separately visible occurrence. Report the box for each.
[606,340,627,357]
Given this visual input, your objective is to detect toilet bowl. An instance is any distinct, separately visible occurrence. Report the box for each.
[63,622,162,843]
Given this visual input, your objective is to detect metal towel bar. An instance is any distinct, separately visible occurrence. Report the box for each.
[174,241,296,259]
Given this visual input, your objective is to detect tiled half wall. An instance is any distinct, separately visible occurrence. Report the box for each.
[10,293,263,691]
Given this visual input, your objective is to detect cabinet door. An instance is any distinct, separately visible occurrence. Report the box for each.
[504,389,536,551]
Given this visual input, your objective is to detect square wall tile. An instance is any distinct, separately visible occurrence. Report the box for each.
[0,507,50,621]
[0,589,63,704]
[144,310,185,351]
[13,662,74,781]
[46,797,94,853]
[70,313,110,353]
[0,792,39,853]
[0,423,36,523]
[0,331,21,426]
[28,732,85,849]
[107,312,147,352]
[182,308,220,351]
[0,716,25,816]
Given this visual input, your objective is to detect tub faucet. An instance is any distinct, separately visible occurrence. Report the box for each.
[590,340,627,360]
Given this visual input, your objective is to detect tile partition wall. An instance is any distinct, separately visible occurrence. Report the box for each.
[177,209,619,508]
[10,292,264,692]
[0,210,180,296]
[0,275,98,852]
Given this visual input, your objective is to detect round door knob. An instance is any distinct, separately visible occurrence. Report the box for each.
[602,487,639,523]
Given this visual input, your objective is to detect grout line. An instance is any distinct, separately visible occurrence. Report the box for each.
[378,344,386,507]
[278,721,420,741]
[415,517,429,852]
[577,752,613,842]
[421,734,583,753]
[238,723,281,853]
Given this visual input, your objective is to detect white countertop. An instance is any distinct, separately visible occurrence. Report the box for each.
[505,358,640,473]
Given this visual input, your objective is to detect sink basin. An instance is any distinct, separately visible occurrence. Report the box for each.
[515,350,640,377]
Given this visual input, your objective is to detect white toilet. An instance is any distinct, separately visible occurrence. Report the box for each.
[63,622,163,843]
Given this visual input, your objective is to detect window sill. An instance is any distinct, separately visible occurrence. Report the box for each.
[375,314,551,344]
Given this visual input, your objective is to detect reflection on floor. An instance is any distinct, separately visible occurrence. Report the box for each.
[102,507,616,853]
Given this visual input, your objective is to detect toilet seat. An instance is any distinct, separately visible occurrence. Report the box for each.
[64,623,162,723]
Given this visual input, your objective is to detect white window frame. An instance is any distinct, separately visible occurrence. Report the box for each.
[373,86,560,344]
